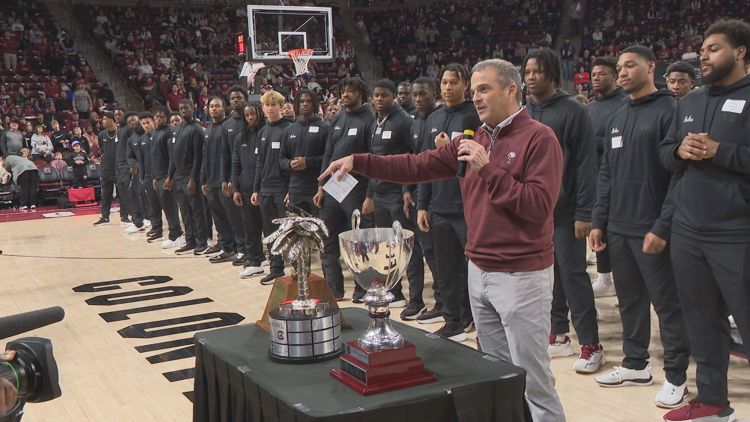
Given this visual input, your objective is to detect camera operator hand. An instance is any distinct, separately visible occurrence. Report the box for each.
[0,351,18,416]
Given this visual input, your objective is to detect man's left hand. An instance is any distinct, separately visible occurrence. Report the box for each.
[574,220,592,240]
[642,232,667,254]
[290,157,307,171]
[457,139,489,171]
[686,132,719,160]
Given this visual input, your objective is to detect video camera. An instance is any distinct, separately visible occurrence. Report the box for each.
[0,307,64,421]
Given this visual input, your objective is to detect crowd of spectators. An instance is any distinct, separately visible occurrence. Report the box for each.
[357,0,560,83]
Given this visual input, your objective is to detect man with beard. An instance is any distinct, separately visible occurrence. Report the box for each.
[665,61,696,101]
[363,78,425,314]
[202,96,236,263]
[397,81,416,116]
[589,45,690,409]
[523,48,602,373]
[417,63,479,341]
[408,76,442,323]
[149,107,183,247]
[314,77,376,300]
[114,108,134,225]
[660,19,750,422]
[586,56,627,297]
[279,89,328,215]
[252,90,292,285]
[124,113,146,234]
[165,99,209,255]
[221,85,249,265]
[93,112,118,226]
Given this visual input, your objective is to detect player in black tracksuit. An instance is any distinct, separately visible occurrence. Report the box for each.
[232,102,266,278]
[590,47,689,400]
[166,99,207,254]
[365,79,426,314]
[252,91,292,285]
[93,112,119,226]
[279,89,328,216]
[586,57,628,293]
[137,112,163,242]
[221,86,249,265]
[125,118,145,230]
[202,97,236,263]
[417,64,479,339]
[150,109,182,244]
[658,21,750,419]
[316,78,376,299]
[524,48,601,370]
[114,109,134,224]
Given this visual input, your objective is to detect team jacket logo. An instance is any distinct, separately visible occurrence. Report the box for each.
[611,128,619,134]
[506,151,516,164]
[289,134,297,139]
[430,127,438,133]
[334,126,341,131]
[684,115,694,123]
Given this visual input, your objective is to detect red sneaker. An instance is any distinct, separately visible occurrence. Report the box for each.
[663,399,736,422]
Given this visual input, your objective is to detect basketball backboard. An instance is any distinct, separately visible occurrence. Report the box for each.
[247,5,334,62]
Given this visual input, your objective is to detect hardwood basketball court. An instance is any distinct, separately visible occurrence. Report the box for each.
[1,212,748,421]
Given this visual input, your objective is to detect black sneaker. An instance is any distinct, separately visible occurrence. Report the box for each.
[390,292,407,308]
[202,244,222,257]
[400,301,426,321]
[147,232,164,243]
[193,244,210,255]
[462,319,475,333]
[175,242,197,255]
[352,288,366,304]
[209,251,235,263]
[434,323,467,342]
[260,271,284,285]
[416,307,444,324]
[93,217,110,227]
[232,253,246,266]
[120,217,132,226]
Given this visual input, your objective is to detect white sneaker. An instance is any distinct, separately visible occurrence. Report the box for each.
[548,335,575,358]
[19,206,28,211]
[594,365,652,387]
[240,265,264,279]
[143,219,151,228]
[592,273,616,297]
[161,236,185,249]
[30,205,36,210]
[573,344,605,373]
[124,224,145,234]
[120,220,132,227]
[655,380,689,408]
[587,252,597,265]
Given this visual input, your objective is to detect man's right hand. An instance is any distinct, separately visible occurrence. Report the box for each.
[417,210,430,232]
[0,350,18,415]
[152,179,157,190]
[232,192,243,206]
[250,192,259,206]
[361,197,374,214]
[318,155,354,182]
[588,228,607,252]
[403,192,415,218]
[162,177,173,192]
[313,187,324,208]
[201,185,208,196]
[129,167,138,176]
[677,134,707,160]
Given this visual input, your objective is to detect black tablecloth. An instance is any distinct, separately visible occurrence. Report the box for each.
[193,308,527,422]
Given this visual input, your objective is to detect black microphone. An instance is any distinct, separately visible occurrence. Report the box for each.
[457,114,478,178]
[0,306,65,340]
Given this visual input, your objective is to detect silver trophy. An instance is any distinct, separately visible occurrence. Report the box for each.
[338,210,415,351]
[264,215,342,363]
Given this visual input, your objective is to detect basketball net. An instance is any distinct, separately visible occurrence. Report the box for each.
[289,48,314,76]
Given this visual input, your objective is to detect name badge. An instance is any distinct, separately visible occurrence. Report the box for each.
[271,142,280,149]
[115,136,119,143]
[309,126,320,133]
[722,99,746,114]
[611,136,623,149]
[347,128,358,136]
[382,130,392,140]
[254,147,258,154]
[241,144,247,147]
[375,127,382,135]
[451,131,462,140]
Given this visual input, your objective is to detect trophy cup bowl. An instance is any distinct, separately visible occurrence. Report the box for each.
[330,210,436,395]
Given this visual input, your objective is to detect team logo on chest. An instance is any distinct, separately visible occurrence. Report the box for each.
[683,115,694,123]
[506,151,516,164]
[611,127,619,134]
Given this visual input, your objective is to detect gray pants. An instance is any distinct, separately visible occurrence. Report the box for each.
[468,261,565,422]
[609,233,690,385]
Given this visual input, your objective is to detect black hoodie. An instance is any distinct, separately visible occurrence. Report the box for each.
[659,75,750,243]
[201,119,227,188]
[168,119,204,183]
[148,125,173,181]
[115,122,133,169]
[221,113,244,183]
[406,106,440,196]
[320,106,376,190]
[231,126,261,195]
[527,90,596,225]
[416,100,479,214]
[587,87,628,165]
[279,115,329,197]
[254,118,292,194]
[98,128,118,179]
[592,90,676,238]
[367,104,415,197]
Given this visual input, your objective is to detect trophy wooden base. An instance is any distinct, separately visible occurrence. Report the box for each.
[330,341,436,395]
